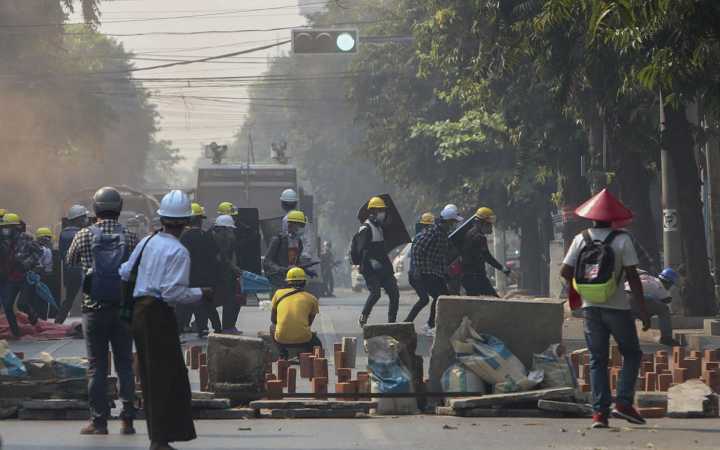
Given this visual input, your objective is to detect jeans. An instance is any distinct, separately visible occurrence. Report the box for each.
[55,270,83,324]
[361,272,400,322]
[405,274,447,328]
[631,297,673,341]
[83,306,135,424]
[1,279,25,337]
[462,273,499,297]
[583,307,643,414]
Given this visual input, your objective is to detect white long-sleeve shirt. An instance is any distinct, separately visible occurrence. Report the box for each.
[119,232,202,305]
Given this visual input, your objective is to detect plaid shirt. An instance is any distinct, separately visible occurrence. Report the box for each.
[411,224,450,278]
[66,219,138,311]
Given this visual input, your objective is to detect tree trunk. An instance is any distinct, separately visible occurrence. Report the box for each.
[665,106,717,315]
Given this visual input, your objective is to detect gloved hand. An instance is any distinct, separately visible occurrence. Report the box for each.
[306,269,318,278]
[369,259,382,271]
[503,267,511,277]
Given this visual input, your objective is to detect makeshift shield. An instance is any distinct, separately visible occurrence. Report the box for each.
[356,194,411,252]
[449,215,478,249]
[234,208,262,274]
[260,216,284,248]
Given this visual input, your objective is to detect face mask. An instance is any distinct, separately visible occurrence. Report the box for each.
[480,222,493,234]
[294,228,305,237]
[374,212,387,223]
[1,228,13,238]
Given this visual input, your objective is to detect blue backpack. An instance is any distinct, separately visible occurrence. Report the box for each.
[89,224,128,304]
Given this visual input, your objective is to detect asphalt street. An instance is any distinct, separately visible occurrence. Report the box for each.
[1,288,717,450]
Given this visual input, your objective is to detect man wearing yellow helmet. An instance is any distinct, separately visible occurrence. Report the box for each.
[354,196,400,327]
[216,201,237,216]
[270,267,321,359]
[461,207,509,297]
[263,211,311,291]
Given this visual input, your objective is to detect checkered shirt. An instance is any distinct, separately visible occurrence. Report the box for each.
[411,224,450,278]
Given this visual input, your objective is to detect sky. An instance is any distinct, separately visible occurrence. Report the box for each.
[71,0,318,172]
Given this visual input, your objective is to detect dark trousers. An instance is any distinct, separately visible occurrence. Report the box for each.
[361,272,400,322]
[405,274,447,328]
[55,271,83,324]
[132,297,196,444]
[274,333,323,359]
[177,302,221,334]
[583,307,643,414]
[82,306,135,424]
[1,279,25,337]
[462,273,499,297]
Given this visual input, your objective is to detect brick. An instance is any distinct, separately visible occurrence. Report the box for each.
[333,343,343,353]
[313,346,325,358]
[287,368,297,394]
[312,377,328,399]
[704,319,720,336]
[342,337,357,369]
[265,373,276,382]
[690,351,703,360]
[277,359,289,388]
[190,345,201,370]
[655,355,668,366]
[356,372,370,399]
[655,363,669,374]
[610,345,621,367]
[636,376,645,391]
[335,382,356,401]
[705,370,720,393]
[266,380,283,400]
[570,352,580,376]
[299,353,313,379]
[582,352,591,365]
[658,373,673,392]
[199,365,209,392]
[641,361,654,376]
[673,347,686,367]
[637,407,666,418]
[655,350,669,360]
[312,358,328,380]
[578,382,591,392]
[579,364,591,383]
[673,368,688,384]
[646,372,658,392]
[685,358,702,380]
[199,352,207,366]
[704,349,719,362]
[334,351,346,370]
[336,368,352,383]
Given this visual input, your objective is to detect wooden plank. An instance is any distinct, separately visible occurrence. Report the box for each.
[270,408,361,419]
[537,400,593,418]
[455,408,564,418]
[22,399,88,410]
[250,400,376,410]
[19,409,90,420]
[449,387,575,410]
[191,398,231,410]
[191,391,216,400]
[0,378,118,400]
[435,406,458,416]
[192,408,258,420]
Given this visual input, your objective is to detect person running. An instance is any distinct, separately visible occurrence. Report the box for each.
[121,190,212,450]
[626,268,681,347]
[460,207,510,296]
[560,188,650,429]
[211,214,243,334]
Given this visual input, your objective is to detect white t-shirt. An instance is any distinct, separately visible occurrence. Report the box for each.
[563,228,639,310]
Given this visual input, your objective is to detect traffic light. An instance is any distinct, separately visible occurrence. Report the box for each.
[291,29,358,54]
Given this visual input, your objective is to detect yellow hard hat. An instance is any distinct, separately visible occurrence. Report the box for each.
[286,210,307,224]
[368,196,387,210]
[217,201,237,216]
[0,209,6,217]
[285,266,307,283]
[419,212,435,225]
[191,202,206,217]
[36,227,53,239]
[1,213,21,226]
[475,207,496,224]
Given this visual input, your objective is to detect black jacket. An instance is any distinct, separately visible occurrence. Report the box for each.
[461,225,504,276]
[180,227,220,288]
[355,221,393,277]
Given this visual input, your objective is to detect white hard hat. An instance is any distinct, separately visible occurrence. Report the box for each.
[440,204,464,222]
[67,204,89,220]
[280,189,298,203]
[215,214,236,229]
[157,190,192,218]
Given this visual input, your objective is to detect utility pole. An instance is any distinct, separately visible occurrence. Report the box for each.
[494,225,507,294]
[703,112,720,300]
[659,91,684,313]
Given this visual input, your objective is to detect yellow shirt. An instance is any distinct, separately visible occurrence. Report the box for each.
[272,288,320,344]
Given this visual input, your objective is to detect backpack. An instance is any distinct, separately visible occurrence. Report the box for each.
[572,230,625,304]
[89,224,128,304]
[349,226,366,266]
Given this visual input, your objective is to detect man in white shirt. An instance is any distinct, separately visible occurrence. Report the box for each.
[560,189,650,430]
[626,268,679,347]
[120,190,211,450]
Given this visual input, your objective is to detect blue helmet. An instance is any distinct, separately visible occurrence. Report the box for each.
[659,268,679,286]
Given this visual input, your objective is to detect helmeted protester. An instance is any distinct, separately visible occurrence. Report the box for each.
[56,204,89,324]
[67,187,137,436]
[460,207,509,297]
[178,203,222,338]
[320,240,336,297]
[264,210,308,290]
[0,213,44,337]
[210,214,243,334]
[626,267,680,347]
[280,188,299,234]
[560,188,650,429]
[405,207,459,335]
[270,267,322,359]
[354,196,400,327]
[121,190,212,450]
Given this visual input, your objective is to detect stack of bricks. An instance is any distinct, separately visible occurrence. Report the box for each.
[263,341,369,401]
[570,346,720,397]
[183,345,210,392]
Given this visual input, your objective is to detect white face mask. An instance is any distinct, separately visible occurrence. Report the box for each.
[1,228,13,238]
[375,212,387,223]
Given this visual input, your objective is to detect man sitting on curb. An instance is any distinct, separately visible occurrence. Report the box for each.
[270,267,322,360]
[626,268,681,347]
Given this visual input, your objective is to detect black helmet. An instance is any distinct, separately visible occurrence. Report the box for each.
[93,186,123,215]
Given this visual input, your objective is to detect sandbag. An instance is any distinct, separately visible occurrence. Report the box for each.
[441,362,486,394]
[366,336,418,415]
[532,344,576,389]
[451,316,540,393]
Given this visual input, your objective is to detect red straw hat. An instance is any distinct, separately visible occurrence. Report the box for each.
[574,189,633,222]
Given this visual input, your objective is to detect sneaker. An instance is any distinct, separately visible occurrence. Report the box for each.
[358,315,367,328]
[612,404,647,425]
[591,412,609,429]
[80,421,108,435]
[120,419,136,435]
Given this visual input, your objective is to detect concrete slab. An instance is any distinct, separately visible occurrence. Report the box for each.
[429,296,565,391]
[363,322,418,381]
[667,379,719,418]
[206,334,267,389]
[704,319,720,336]
[686,335,720,352]
[448,387,574,410]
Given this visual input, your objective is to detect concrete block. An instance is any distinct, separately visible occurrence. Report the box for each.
[207,334,267,390]
[673,330,706,347]
[454,408,564,418]
[687,335,720,352]
[537,400,593,417]
[192,408,258,420]
[21,399,88,410]
[191,398,231,409]
[448,387,574,410]
[429,296,564,392]
[667,379,720,418]
[637,407,666,418]
[635,391,668,408]
[18,409,90,420]
[212,382,264,404]
[704,319,720,336]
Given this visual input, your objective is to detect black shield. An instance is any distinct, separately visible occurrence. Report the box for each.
[449,215,477,249]
[234,208,262,274]
[356,194,411,252]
